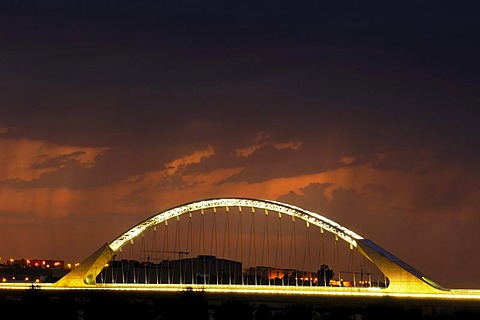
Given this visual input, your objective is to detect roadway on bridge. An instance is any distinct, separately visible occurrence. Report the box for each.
[2,283,480,301]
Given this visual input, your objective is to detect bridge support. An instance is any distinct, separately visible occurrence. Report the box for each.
[54,243,114,287]
[357,239,447,294]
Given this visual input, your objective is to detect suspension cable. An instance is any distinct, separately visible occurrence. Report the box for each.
[236,206,244,285]
[274,211,281,286]
[130,239,135,284]
[222,206,231,285]
[248,206,257,285]
[141,233,146,283]
[288,215,297,286]
[187,212,193,284]
[174,215,181,284]
[119,247,124,284]
[210,207,218,285]
[261,208,269,285]
[302,221,311,286]
[152,226,158,284]
[319,227,326,286]
[334,235,341,287]
[279,212,284,286]
[350,243,356,287]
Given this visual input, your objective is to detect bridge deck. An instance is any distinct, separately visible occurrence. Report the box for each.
[2,283,480,300]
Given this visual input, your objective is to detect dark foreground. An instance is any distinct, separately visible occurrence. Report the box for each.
[1,288,480,320]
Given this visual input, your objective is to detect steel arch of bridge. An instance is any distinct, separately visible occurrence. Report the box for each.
[109,198,363,251]
[55,197,446,294]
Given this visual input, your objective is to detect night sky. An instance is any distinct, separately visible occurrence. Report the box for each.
[1,1,479,288]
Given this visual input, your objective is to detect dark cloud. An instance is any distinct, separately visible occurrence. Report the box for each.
[0,142,206,189]
[116,174,196,208]
[407,170,480,218]
[278,184,373,235]
[1,164,93,189]
[277,183,332,213]
[217,145,339,184]
[362,183,394,203]
[371,150,431,173]
[1,1,479,153]
[31,151,86,169]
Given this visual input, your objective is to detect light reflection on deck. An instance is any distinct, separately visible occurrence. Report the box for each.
[2,283,480,300]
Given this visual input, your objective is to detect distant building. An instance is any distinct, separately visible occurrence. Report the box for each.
[245,266,319,285]
[98,255,243,284]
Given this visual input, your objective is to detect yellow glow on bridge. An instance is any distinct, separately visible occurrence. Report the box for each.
[53,197,480,296]
[3,283,480,301]
[109,198,363,252]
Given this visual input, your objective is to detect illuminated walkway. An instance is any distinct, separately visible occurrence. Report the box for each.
[2,283,480,301]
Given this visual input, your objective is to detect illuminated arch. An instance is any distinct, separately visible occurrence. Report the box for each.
[109,198,363,251]
[55,197,446,293]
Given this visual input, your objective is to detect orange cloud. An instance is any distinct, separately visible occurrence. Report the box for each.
[235,145,262,157]
[339,156,355,165]
[234,131,302,158]
[0,138,109,181]
[165,145,215,175]
[272,141,302,150]
[0,143,474,230]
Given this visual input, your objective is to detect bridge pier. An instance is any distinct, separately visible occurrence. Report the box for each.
[357,239,447,294]
[54,243,114,287]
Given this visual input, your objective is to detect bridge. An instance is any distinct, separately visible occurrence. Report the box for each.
[3,198,480,299]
